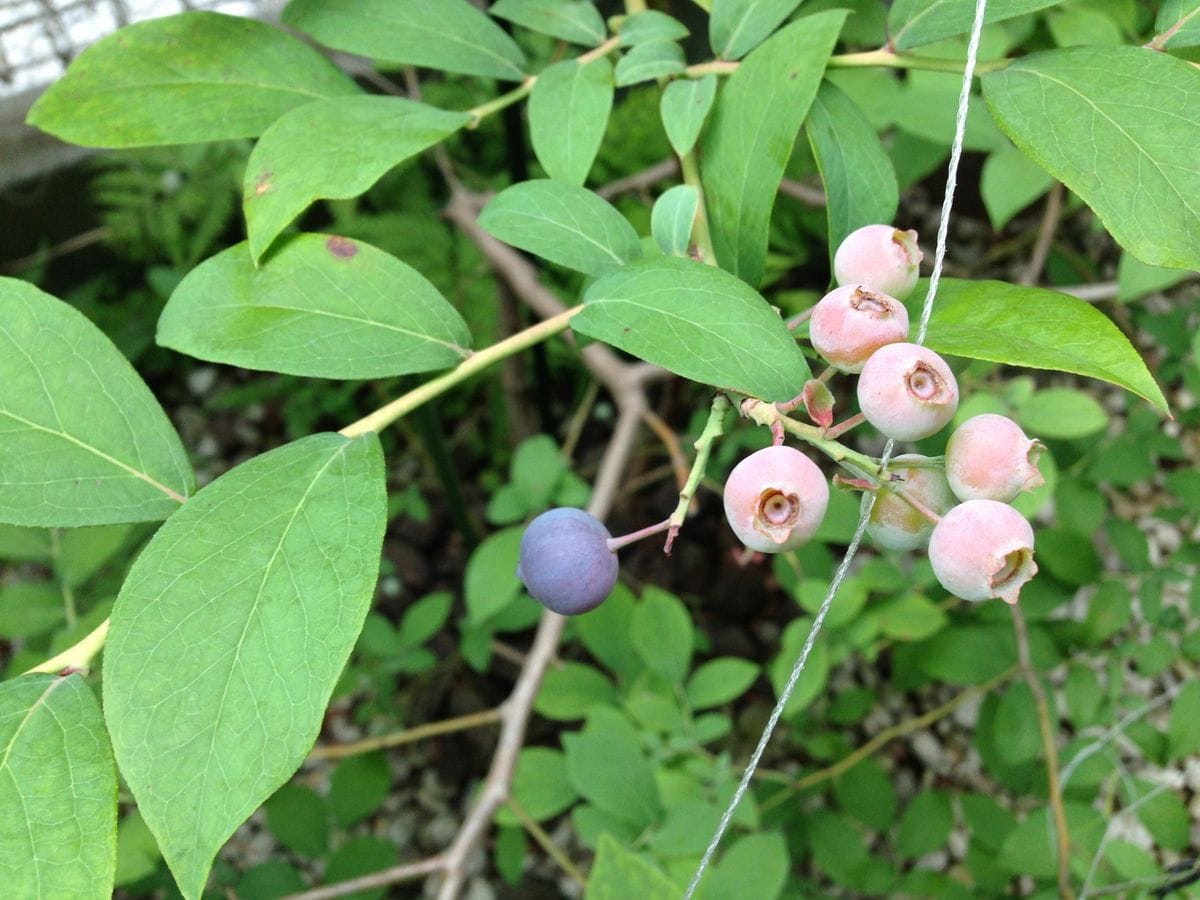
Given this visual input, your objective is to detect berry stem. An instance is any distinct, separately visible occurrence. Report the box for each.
[678,150,718,266]
[887,480,942,525]
[664,393,732,552]
[816,366,835,384]
[824,412,865,440]
[740,398,881,480]
[23,618,109,676]
[785,307,814,331]
[606,518,672,552]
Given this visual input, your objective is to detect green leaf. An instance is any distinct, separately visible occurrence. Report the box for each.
[0,278,193,526]
[1157,0,1200,48]
[491,0,607,46]
[266,784,328,859]
[494,747,580,826]
[158,235,471,379]
[896,791,954,859]
[534,661,619,720]
[0,524,52,561]
[1116,252,1193,303]
[876,592,948,642]
[835,759,897,830]
[283,0,527,81]
[397,592,453,647]
[980,141,1054,230]
[701,832,790,899]
[702,11,847,287]
[575,256,810,402]
[323,837,396,900]
[686,657,759,709]
[103,432,386,900]
[0,583,64,639]
[1017,388,1108,440]
[586,834,677,899]
[659,75,717,158]
[919,624,1015,684]
[529,59,614,186]
[993,682,1042,764]
[619,10,690,46]
[1167,681,1200,759]
[807,80,899,261]
[564,709,660,829]
[244,96,470,260]
[889,0,1063,51]
[479,180,642,276]
[329,753,391,827]
[632,588,693,684]
[651,185,699,257]
[983,47,1200,270]
[0,674,117,900]
[54,524,136,588]
[26,12,358,148]
[614,42,686,87]
[769,617,830,715]
[918,279,1169,413]
[464,527,525,625]
[709,0,804,60]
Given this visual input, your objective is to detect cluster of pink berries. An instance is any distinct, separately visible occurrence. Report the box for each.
[723,225,1043,606]
[515,225,1043,616]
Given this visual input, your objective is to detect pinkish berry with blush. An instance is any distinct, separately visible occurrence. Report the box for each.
[517,508,618,615]
[809,285,910,373]
[863,454,957,552]
[928,499,1037,604]
[856,343,959,441]
[945,414,1045,503]
[834,225,923,300]
[723,445,829,553]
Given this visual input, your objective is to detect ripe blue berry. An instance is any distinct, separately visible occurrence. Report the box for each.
[516,508,618,615]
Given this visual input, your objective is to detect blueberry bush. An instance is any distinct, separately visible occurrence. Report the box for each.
[2,1,1198,898]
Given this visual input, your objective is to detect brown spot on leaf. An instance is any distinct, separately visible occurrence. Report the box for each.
[326,236,358,259]
[254,171,273,196]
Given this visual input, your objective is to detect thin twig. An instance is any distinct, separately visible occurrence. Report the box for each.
[505,797,588,886]
[778,178,826,207]
[307,707,505,761]
[640,407,690,490]
[1021,182,1064,286]
[1011,603,1075,900]
[282,856,446,900]
[595,158,679,200]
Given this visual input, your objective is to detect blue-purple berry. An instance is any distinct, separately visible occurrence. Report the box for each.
[516,508,618,615]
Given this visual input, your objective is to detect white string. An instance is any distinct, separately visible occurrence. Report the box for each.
[684,2,991,895]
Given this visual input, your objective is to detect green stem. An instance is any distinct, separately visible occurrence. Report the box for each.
[1147,5,1200,50]
[741,398,881,478]
[666,394,731,550]
[686,48,1010,79]
[679,151,718,266]
[24,619,109,675]
[48,528,77,629]
[464,36,622,128]
[341,307,583,439]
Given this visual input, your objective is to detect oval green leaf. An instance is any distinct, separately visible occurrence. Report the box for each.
[983,47,1200,270]
[614,41,685,87]
[1017,388,1109,440]
[919,278,1168,413]
[158,235,471,379]
[702,10,847,287]
[889,0,1063,51]
[575,256,810,401]
[0,278,193,526]
[659,74,716,158]
[529,58,614,186]
[103,432,386,900]
[807,79,899,263]
[245,96,470,260]
[0,674,117,900]
[651,185,699,257]
[491,0,607,46]
[26,12,359,148]
[478,180,642,277]
[709,0,804,60]
[283,0,527,81]
[618,10,690,47]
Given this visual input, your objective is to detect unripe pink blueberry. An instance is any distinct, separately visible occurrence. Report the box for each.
[862,454,957,551]
[927,499,1037,605]
[944,414,1046,503]
[808,285,910,373]
[517,508,618,615]
[833,225,923,300]
[723,445,829,553]
[856,343,959,442]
